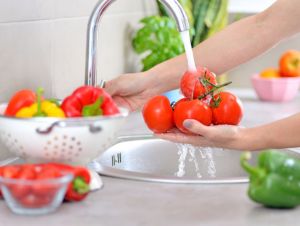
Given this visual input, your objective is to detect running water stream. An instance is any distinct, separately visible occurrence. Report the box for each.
[180,31,197,72]
[173,31,217,178]
[175,144,216,178]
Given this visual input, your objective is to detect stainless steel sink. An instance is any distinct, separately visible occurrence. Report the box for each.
[91,135,262,184]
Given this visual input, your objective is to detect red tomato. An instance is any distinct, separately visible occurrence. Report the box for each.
[4,90,36,116]
[142,96,174,133]
[18,165,36,180]
[211,92,243,125]
[173,99,212,133]
[180,67,217,99]
[2,165,21,178]
[19,193,52,208]
[9,165,37,198]
[172,97,189,109]
[33,167,62,197]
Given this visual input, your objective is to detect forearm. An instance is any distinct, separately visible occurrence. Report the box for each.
[149,0,300,93]
[241,113,300,151]
[149,13,280,93]
[195,0,300,75]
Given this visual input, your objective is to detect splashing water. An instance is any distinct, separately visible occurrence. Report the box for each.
[200,147,217,177]
[175,144,202,178]
[175,143,217,178]
[180,31,197,72]
[175,143,188,177]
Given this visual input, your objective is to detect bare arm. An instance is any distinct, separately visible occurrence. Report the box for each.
[157,112,300,151]
[244,113,300,150]
[106,0,300,110]
[151,0,300,93]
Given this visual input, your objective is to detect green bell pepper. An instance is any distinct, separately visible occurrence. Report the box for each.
[241,150,300,208]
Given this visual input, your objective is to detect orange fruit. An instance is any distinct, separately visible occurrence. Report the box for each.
[260,68,280,78]
[279,50,300,77]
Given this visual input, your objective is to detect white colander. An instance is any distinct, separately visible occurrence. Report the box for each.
[0,104,129,165]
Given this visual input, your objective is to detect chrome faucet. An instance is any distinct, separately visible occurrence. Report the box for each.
[85,0,190,87]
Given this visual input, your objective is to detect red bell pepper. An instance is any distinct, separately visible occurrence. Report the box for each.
[4,90,36,116]
[61,86,119,117]
[46,163,91,202]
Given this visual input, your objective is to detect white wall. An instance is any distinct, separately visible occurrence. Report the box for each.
[0,0,158,102]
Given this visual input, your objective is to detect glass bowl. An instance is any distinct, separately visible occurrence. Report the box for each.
[0,173,73,215]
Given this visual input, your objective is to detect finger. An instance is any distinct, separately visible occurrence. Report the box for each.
[166,128,181,133]
[183,119,212,137]
[112,96,132,110]
[155,133,212,147]
[104,79,118,96]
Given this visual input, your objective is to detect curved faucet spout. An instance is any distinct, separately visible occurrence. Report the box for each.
[85,0,190,87]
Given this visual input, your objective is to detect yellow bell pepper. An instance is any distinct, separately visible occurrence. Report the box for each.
[16,101,65,118]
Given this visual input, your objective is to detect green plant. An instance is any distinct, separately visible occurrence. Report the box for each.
[132,16,184,71]
[132,0,229,70]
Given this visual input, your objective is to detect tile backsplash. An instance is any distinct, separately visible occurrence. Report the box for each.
[0,0,157,102]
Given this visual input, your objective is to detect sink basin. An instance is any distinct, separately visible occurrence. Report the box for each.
[92,135,266,184]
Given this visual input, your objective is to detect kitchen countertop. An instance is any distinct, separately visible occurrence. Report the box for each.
[1,88,300,226]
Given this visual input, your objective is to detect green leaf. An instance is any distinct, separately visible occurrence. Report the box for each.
[132,15,184,71]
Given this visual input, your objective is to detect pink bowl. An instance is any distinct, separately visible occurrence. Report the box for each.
[251,74,300,102]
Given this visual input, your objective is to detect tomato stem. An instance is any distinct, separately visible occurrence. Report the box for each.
[198,81,232,100]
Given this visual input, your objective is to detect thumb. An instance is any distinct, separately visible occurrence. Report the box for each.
[183,119,211,137]
[104,79,118,96]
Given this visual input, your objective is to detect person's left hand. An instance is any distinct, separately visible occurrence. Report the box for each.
[156,119,250,151]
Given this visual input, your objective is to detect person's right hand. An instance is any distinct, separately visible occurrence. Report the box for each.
[105,71,163,111]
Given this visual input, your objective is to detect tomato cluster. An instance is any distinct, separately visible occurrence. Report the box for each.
[142,68,243,133]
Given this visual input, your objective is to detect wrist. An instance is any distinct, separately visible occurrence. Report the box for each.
[238,127,269,151]
[148,60,184,94]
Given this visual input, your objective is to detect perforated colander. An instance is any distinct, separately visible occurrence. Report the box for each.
[0,104,129,164]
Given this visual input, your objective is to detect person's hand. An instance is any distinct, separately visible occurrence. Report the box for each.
[105,72,164,111]
[156,119,251,151]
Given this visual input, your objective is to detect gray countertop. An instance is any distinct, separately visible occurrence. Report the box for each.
[0,88,300,226]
